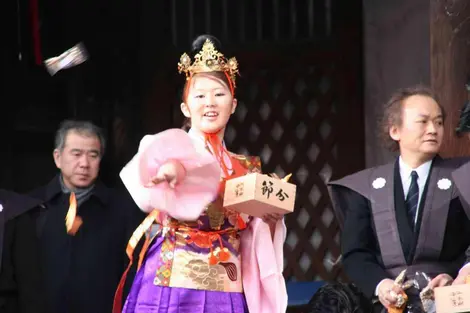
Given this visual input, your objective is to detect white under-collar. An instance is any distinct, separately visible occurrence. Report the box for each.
[398,157,432,182]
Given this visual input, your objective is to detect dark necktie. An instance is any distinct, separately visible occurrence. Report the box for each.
[405,171,419,229]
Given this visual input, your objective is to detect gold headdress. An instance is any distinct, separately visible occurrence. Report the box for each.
[178,39,239,87]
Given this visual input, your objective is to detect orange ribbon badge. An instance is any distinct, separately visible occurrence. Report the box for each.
[65,192,83,235]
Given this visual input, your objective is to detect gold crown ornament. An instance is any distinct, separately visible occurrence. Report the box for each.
[178,39,239,87]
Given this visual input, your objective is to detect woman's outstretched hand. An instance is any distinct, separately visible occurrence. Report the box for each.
[146,160,186,188]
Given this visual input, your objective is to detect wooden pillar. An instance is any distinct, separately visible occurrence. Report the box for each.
[363,0,470,164]
[430,0,470,157]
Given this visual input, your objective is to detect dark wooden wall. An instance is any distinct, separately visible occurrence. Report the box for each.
[431,0,470,157]
[363,0,470,165]
[362,0,432,167]
[141,0,364,282]
[2,0,364,284]
[1,0,142,191]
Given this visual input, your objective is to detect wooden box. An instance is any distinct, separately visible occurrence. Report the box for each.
[223,173,296,218]
[435,285,470,313]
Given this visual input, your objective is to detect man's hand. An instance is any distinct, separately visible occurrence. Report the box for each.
[377,279,404,308]
[453,266,470,285]
[428,273,453,288]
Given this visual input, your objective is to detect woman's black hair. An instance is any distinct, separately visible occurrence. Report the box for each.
[306,282,372,313]
[189,34,223,57]
[456,80,470,136]
[456,100,470,136]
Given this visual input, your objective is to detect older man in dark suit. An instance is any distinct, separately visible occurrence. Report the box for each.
[29,120,144,313]
[327,86,470,312]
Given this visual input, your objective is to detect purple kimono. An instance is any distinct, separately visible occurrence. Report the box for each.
[122,154,262,313]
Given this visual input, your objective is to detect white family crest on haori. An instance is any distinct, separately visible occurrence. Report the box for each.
[437,178,452,190]
[372,177,386,189]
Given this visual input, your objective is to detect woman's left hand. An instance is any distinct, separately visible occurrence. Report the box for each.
[261,213,283,227]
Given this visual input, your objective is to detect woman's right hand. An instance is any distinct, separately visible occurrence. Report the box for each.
[146,160,186,188]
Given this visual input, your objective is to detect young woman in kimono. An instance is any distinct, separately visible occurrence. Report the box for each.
[114,35,288,313]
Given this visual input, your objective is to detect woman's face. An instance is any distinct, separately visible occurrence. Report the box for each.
[181,74,237,134]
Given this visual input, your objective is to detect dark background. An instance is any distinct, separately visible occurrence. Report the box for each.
[1,0,363,190]
[1,0,364,285]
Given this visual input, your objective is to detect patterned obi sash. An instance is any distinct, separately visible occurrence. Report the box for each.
[153,222,243,293]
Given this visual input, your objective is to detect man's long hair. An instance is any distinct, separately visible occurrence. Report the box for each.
[379,85,444,151]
